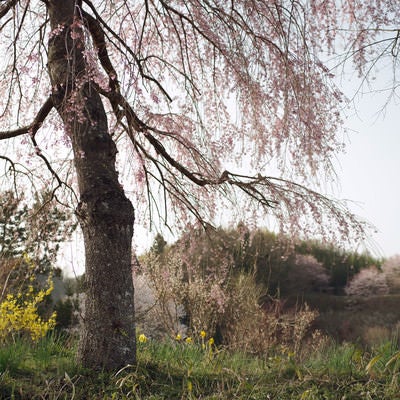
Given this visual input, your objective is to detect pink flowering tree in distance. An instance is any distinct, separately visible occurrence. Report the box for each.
[0,0,395,370]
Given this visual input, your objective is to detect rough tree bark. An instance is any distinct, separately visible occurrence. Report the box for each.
[47,0,136,369]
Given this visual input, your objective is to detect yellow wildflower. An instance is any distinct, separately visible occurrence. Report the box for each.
[185,337,193,344]
[208,337,214,346]
[200,330,206,338]
[176,333,182,341]
[138,333,147,343]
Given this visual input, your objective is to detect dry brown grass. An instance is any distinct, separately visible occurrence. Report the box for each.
[288,293,400,346]
[362,325,392,347]
[220,274,318,355]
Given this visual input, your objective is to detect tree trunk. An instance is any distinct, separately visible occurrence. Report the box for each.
[47,1,136,370]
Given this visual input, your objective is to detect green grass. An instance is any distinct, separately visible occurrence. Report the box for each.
[0,333,400,399]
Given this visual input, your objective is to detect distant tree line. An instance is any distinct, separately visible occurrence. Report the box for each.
[147,224,382,298]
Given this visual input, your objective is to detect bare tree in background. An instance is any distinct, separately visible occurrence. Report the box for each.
[1,0,391,369]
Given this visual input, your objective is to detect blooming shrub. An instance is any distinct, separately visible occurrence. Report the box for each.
[290,254,330,293]
[135,227,320,353]
[137,252,318,355]
[344,255,400,297]
[0,275,56,342]
[139,241,231,338]
[381,255,400,294]
[345,266,388,297]
[134,262,188,339]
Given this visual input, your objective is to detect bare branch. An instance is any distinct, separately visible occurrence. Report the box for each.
[0,96,53,140]
[28,133,78,207]
[143,131,209,187]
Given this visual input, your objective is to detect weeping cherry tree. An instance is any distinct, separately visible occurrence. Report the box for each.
[1,0,395,369]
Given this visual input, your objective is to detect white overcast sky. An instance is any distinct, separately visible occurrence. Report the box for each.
[335,72,400,258]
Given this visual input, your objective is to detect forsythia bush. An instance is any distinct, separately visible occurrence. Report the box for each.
[0,277,56,342]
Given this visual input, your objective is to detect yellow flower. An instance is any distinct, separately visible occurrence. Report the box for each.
[176,333,182,341]
[185,337,193,344]
[200,330,206,338]
[0,274,56,343]
[138,333,147,343]
[208,337,214,346]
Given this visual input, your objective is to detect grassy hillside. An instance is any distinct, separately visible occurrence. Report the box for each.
[1,333,400,399]
[2,226,398,398]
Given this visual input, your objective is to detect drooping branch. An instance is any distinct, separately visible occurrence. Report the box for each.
[0,93,75,205]
[82,1,318,211]
[29,133,77,206]
[0,96,53,140]
[82,10,120,93]
[96,75,284,211]
[74,0,367,244]
[93,48,348,229]
[83,0,173,101]
[0,155,20,193]
[128,130,364,239]
[0,154,41,196]
[0,154,16,170]
[0,0,19,20]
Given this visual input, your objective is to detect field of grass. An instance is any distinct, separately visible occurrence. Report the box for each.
[1,332,400,399]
